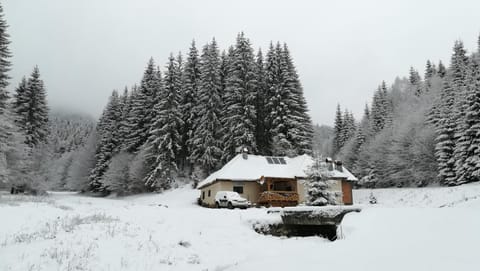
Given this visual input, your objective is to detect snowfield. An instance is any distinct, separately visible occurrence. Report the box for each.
[1,183,479,271]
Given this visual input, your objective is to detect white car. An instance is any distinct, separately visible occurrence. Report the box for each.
[215,191,250,209]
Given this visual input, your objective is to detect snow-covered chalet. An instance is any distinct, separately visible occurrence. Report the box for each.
[197,153,358,207]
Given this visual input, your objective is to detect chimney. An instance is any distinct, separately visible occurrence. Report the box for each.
[326,157,334,171]
[334,160,343,172]
[237,146,249,160]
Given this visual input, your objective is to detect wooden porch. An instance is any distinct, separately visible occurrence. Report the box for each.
[257,177,299,207]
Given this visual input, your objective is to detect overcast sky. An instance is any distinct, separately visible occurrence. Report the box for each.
[3,0,480,125]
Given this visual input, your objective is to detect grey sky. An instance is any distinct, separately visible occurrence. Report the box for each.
[3,0,480,125]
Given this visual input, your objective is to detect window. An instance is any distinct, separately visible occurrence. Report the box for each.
[208,190,211,197]
[272,157,280,164]
[202,191,205,200]
[233,186,244,194]
[279,157,286,164]
[266,157,273,164]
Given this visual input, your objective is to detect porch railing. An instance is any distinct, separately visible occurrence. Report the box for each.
[258,191,299,207]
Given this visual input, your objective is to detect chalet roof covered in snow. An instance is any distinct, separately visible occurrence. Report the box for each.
[197,154,358,189]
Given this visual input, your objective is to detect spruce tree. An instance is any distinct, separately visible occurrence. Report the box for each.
[437,61,447,78]
[220,46,235,94]
[380,81,393,128]
[371,85,387,134]
[263,42,281,154]
[451,41,470,185]
[269,42,295,156]
[455,58,480,183]
[306,156,338,206]
[15,66,49,147]
[425,60,436,80]
[254,48,269,155]
[435,80,456,185]
[341,110,356,144]
[222,33,258,161]
[332,104,344,154]
[424,60,437,91]
[116,87,131,153]
[351,110,370,174]
[13,77,28,123]
[364,103,370,121]
[144,56,183,189]
[263,42,313,156]
[0,3,11,115]
[281,43,314,155]
[190,42,223,174]
[181,41,200,172]
[89,90,122,191]
[124,58,160,153]
[409,67,423,96]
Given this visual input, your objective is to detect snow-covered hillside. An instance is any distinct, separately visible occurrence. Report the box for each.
[1,184,479,271]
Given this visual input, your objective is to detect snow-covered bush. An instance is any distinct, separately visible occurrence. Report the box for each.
[65,133,97,192]
[127,146,150,194]
[102,152,133,196]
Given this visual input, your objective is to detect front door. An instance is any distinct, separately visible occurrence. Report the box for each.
[341,180,353,205]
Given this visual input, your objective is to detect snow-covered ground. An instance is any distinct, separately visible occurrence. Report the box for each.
[1,183,479,271]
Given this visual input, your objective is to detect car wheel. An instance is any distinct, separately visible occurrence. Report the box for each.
[215,202,220,208]
[227,202,233,209]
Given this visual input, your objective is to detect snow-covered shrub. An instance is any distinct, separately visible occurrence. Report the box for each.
[127,146,150,194]
[66,132,97,192]
[102,152,133,195]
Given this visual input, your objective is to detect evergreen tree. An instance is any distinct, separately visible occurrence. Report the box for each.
[220,46,235,94]
[269,42,296,156]
[0,3,11,115]
[190,41,223,174]
[424,60,437,91]
[409,67,423,96]
[281,43,314,155]
[89,90,122,191]
[332,104,344,154]
[351,110,370,174]
[454,57,480,183]
[116,86,131,153]
[15,66,49,147]
[435,80,456,185]
[450,41,470,185]
[181,41,200,172]
[306,156,338,206]
[13,77,28,122]
[144,56,183,189]
[124,58,161,153]
[222,33,257,161]
[425,60,436,80]
[363,103,370,122]
[263,42,281,154]
[371,84,387,134]
[263,42,313,156]
[254,48,269,155]
[341,110,356,143]
[380,81,393,128]
[437,61,447,78]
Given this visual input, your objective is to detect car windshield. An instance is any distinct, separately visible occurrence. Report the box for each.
[226,192,241,198]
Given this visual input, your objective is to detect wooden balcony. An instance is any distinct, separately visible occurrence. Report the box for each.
[258,191,299,207]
